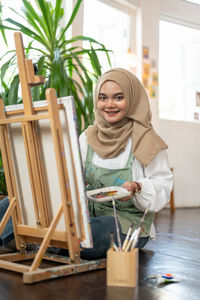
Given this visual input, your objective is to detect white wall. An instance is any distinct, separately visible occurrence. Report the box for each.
[160,120,200,207]
[139,0,200,207]
[139,0,160,128]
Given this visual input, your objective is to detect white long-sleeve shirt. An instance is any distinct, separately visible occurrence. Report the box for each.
[79,131,173,239]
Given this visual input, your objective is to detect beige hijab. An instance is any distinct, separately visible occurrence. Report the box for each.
[85,68,167,166]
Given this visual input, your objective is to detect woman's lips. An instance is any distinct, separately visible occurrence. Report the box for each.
[105,111,119,114]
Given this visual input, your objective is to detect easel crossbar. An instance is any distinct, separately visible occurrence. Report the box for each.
[23,258,106,284]
[0,259,31,273]
[0,251,106,284]
[17,225,68,242]
[0,252,36,262]
[0,113,49,125]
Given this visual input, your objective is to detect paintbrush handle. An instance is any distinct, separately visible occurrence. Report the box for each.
[124,228,138,252]
[122,227,132,250]
[131,227,141,249]
[112,199,122,250]
[139,208,149,226]
[123,208,149,251]
[110,233,119,251]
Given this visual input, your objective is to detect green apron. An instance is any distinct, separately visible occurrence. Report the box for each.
[85,145,155,237]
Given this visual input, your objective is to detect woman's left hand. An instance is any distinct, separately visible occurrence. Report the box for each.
[119,181,142,202]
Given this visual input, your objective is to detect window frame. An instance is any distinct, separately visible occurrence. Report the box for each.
[69,0,139,67]
[159,16,200,122]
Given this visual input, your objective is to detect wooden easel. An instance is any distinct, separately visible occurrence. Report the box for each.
[0,32,105,283]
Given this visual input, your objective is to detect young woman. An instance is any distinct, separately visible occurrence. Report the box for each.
[79,68,173,259]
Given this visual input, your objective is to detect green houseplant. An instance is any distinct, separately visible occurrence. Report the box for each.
[0,0,111,195]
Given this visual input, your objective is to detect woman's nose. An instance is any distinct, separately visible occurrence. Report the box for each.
[106,98,115,106]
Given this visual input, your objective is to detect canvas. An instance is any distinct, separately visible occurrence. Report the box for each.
[4,97,92,249]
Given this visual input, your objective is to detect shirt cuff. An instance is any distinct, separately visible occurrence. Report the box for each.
[132,178,156,212]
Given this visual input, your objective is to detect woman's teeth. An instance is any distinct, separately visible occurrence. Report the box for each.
[106,111,119,114]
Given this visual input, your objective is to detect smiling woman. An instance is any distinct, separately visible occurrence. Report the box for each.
[98,81,127,124]
[78,67,173,259]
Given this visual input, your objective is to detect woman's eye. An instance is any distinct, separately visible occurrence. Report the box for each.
[99,95,106,101]
[115,95,124,101]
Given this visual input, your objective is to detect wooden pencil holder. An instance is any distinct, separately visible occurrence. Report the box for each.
[106,248,138,287]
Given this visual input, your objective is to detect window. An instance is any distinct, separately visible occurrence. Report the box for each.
[184,0,200,5]
[1,1,20,52]
[83,0,137,73]
[159,20,200,122]
[0,0,36,52]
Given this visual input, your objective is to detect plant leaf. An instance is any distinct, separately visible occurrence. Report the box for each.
[1,59,11,82]
[35,0,53,42]
[54,0,62,35]
[58,0,83,43]
[7,75,19,105]
[21,0,48,42]
[88,43,102,76]
[0,3,7,46]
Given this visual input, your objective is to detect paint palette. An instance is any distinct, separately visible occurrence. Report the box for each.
[86,186,131,202]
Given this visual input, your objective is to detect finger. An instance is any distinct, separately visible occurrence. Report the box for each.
[119,195,132,202]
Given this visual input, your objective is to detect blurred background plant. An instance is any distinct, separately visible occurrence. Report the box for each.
[0,0,112,195]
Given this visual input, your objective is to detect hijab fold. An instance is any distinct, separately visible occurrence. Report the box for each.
[85,68,167,167]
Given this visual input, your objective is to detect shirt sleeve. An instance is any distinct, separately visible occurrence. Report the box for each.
[132,150,173,213]
[79,131,88,170]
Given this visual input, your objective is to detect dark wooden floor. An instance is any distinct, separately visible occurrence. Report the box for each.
[0,208,200,300]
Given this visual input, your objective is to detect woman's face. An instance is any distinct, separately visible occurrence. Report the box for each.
[97,80,127,124]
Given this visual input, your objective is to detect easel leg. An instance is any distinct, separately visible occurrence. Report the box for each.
[30,204,63,272]
[0,197,16,236]
[46,88,80,262]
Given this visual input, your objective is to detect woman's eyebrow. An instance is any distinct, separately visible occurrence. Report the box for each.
[113,92,124,97]
[99,92,124,96]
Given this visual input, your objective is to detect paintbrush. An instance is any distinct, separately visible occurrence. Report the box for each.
[130,208,149,250]
[124,208,149,251]
[124,228,139,252]
[122,220,135,251]
[130,228,141,250]
[138,207,149,228]
[112,198,122,251]
[110,233,119,251]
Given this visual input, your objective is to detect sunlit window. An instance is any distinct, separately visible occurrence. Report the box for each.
[83,0,132,72]
[1,1,19,52]
[159,20,200,122]
[184,0,200,5]
[0,0,35,51]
